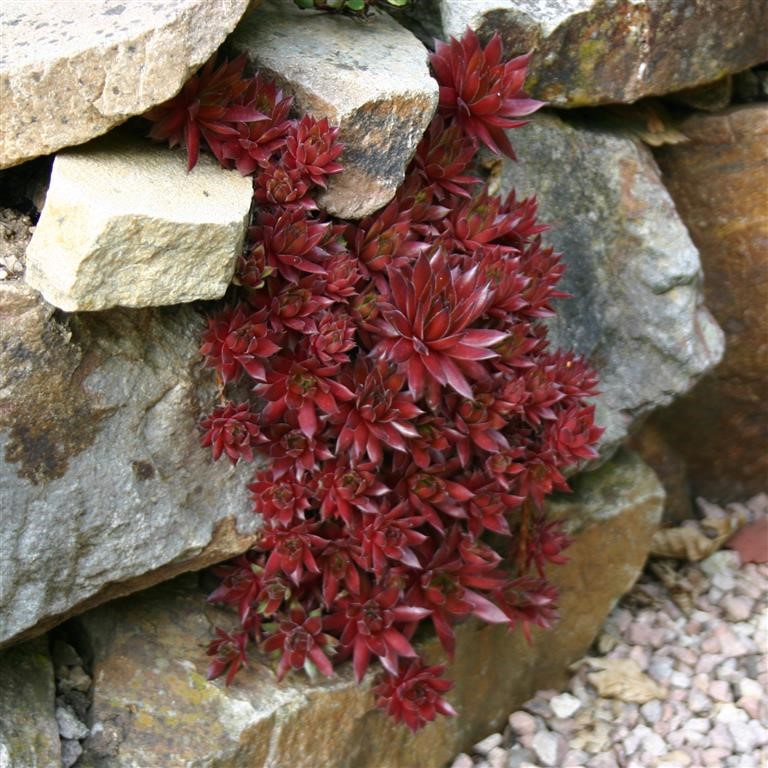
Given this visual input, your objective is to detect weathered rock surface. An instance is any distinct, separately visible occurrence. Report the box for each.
[0,280,259,649]
[641,105,768,502]
[435,0,768,107]
[0,0,253,169]
[494,111,724,458]
[229,0,438,219]
[0,637,60,767]
[24,133,253,312]
[75,450,661,768]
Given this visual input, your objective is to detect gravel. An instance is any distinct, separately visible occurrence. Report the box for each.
[447,494,768,768]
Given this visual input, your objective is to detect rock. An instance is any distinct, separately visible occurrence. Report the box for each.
[496,111,724,458]
[228,0,438,219]
[474,733,503,755]
[24,132,252,312]
[0,0,253,169]
[74,450,661,768]
[434,0,768,107]
[61,739,84,768]
[532,731,566,767]
[647,106,768,502]
[639,699,661,724]
[550,692,581,719]
[0,281,257,648]
[506,746,537,768]
[0,638,61,767]
[0,207,32,282]
[509,711,538,738]
[56,703,89,740]
[626,422,693,524]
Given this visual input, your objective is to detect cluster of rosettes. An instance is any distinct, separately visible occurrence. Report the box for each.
[149,28,602,732]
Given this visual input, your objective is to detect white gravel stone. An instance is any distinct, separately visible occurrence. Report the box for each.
[737,679,764,699]
[624,724,651,756]
[449,754,473,768]
[716,703,750,724]
[550,693,581,719]
[531,731,563,767]
[473,733,503,756]
[700,550,740,577]
[689,688,713,714]
[639,699,662,724]
[728,721,760,754]
[669,670,691,688]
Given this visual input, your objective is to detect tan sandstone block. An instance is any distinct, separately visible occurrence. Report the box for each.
[0,0,253,168]
[24,133,253,311]
[229,0,438,219]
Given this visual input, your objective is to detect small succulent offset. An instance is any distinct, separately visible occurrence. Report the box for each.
[293,0,410,16]
[147,27,602,732]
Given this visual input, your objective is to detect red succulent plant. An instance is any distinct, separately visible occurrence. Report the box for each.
[147,55,266,170]
[371,250,507,405]
[429,29,543,158]
[186,37,601,733]
[374,660,457,732]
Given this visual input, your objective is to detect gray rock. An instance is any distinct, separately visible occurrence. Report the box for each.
[24,133,253,311]
[0,0,253,168]
[0,637,61,767]
[61,739,83,768]
[531,731,565,767]
[0,281,258,648]
[495,112,724,458]
[433,0,768,107]
[229,0,438,219]
[56,703,89,740]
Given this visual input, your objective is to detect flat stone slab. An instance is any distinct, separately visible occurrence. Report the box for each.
[229,0,438,218]
[24,133,253,311]
[0,281,258,649]
[494,111,724,458]
[75,451,661,768]
[436,0,768,107]
[0,0,252,168]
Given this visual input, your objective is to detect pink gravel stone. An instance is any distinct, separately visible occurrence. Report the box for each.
[714,625,749,656]
[508,711,538,737]
[628,645,649,669]
[450,755,473,768]
[722,594,754,621]
[627,622,654,645]
[488,746,507,768]
[696,654,722,674]
[709,679,733,702]
[738,695,764,720]
[671,647,698,666]
[701,636,721,654]
[709,722,734,750]
[701,747,732,766]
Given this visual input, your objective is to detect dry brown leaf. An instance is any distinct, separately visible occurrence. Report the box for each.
[582,657,665,703]
[650,513,745,561]
[647,560,701,615]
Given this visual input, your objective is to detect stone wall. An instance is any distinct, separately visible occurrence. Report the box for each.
[1,0,763,765]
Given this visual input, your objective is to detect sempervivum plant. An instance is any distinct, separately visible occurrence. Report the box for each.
[147,28,602,732]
